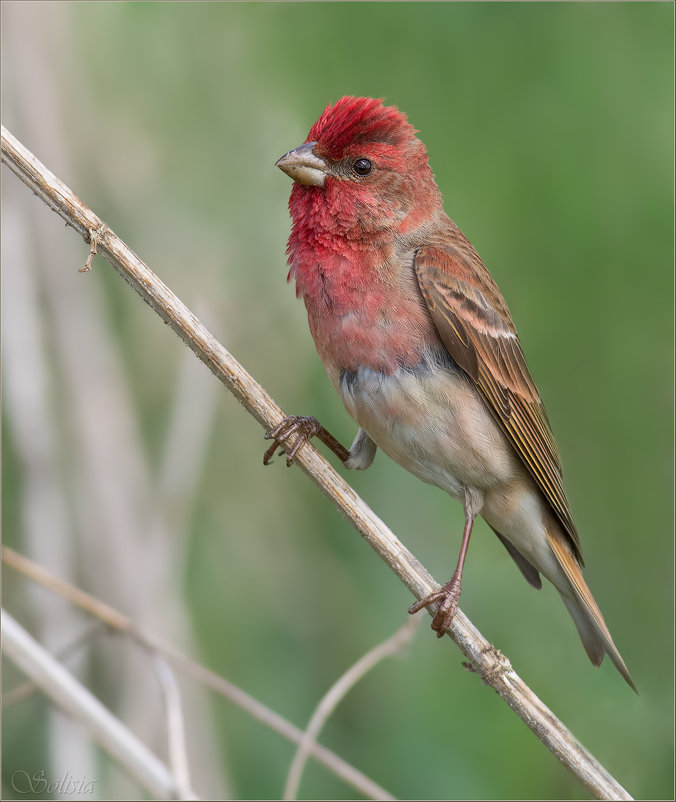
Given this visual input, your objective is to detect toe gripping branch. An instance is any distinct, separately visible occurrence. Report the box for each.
[409,572,463,637]
[263,415,350,466]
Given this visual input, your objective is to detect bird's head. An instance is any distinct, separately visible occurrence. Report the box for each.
[277,97,442,238]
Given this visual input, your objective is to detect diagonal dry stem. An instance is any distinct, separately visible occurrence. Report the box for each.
[3,621,106,706]
[2,612,188,800]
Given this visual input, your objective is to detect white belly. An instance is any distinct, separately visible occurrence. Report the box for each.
[338,358,518,500]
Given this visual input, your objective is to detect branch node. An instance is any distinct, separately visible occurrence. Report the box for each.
[79,223,108,272]
[477,643,512,686]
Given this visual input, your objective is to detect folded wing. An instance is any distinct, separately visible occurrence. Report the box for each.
[414,241,581,562]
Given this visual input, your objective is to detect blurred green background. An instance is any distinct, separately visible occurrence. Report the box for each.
[2,2,673,799]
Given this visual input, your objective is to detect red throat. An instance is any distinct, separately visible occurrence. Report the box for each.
[286,188,433,375]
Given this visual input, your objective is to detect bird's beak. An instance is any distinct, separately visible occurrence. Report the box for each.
[275,141,327,187]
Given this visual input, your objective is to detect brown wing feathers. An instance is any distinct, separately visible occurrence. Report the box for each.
[414,244,582,562]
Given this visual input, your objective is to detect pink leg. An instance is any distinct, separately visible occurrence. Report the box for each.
[409,513,475,636]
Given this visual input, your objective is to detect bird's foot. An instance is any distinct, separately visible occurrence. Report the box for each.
[409,571,462,637]
[263,415,323,466]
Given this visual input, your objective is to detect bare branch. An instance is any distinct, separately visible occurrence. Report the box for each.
[2,546,394,801]
[284,617,419,800]
[2,612,188,800]
[1,125,633,801]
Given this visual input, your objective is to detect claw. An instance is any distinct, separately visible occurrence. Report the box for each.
[409,571,462,636]
[263,416,323,466]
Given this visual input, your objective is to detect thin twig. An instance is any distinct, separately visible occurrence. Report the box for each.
[284,617,419,800]
[1,125,633,801]
[2,611,188,800]
[2,546,394,801]
[2,546,130,630]
[79,224,107,272]
[153,656,197,800]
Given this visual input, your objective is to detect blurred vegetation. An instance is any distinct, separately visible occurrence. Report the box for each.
[2,2,673,800]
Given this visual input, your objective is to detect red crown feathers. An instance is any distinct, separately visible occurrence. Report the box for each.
[308,97,417,161]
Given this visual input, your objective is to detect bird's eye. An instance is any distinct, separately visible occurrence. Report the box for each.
[352,158,372,176]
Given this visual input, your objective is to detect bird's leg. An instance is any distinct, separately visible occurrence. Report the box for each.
[263,416,350,466]
[409,511,476,636]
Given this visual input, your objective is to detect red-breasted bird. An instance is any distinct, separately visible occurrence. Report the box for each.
[265,96,635,690]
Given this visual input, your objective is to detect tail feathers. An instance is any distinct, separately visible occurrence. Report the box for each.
[492,527,542,589]
[547,530,637,693]
[559,594,605,666]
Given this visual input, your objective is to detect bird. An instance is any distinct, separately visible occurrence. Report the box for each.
[264,95,635,690]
